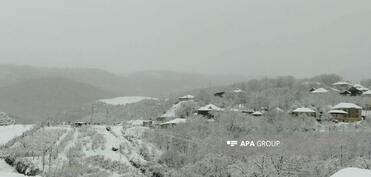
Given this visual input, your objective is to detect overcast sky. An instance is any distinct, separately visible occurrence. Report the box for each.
[1,0,370,78]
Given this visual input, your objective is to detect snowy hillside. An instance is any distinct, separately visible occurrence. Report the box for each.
[159,100,193,118]
[98,96,158,106]
[0,125,33,145]
[331,168,371,177]
[0,124,162,177]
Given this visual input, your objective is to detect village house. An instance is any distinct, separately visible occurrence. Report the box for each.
[348,87,363,96]
[241,109,254,114]
[214,92,225,97]
[329,103,362,122]
[354,84,369,92]
[159,118,187,129]
[311,88,329,94]
[328,110,349,121]
[156,113,174,122]
[340,90,351,96]
[178,95,195,101]
[232,88,243,93]
[291,107,316,117]
[229,104,245,112]
[142,120,153,127]
[332,81,353,90]
[252,111,263,116]
[363,90,371,96]
[197,104,223,118]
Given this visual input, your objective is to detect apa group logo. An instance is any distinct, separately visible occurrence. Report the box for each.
[226,140,238,147]
[227,140,280,147]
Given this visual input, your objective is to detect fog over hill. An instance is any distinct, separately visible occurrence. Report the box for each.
[0,65,249,96]
[0,65,249,122]
[0,77,115,123]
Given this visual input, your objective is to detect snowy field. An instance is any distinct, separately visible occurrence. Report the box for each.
[0,125,33,145]
[98,96,158,106]
[0,125,37,177]
[0,123,159,177]
[331,168,371,177]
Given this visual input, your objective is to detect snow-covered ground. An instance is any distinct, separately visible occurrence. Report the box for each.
[0,125,33,145]
[0,123,159,177]
[0,124,35,177]
[160,100,192,118]
[98,96,158,106]
[331,168,371,177]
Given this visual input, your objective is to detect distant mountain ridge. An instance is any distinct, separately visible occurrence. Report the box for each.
[0,77,116,123]
[0,65,249,122]
[0,65,249,96]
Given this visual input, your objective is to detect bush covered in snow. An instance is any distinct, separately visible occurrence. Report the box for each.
[5,156,41,176]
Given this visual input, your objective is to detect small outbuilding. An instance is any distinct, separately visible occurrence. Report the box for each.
[311,88,329,94]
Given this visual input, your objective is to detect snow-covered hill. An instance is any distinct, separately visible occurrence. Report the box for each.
[0,124,161,177]
[0,125,36,177]
[331,168,371,177]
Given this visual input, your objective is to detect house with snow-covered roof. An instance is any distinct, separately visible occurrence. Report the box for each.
[160,118,187,129]
[348,87,363,96]
[354,84,369,92]
[329,103,362,122]
[291,107,316,117]
[232,88,243,93]
[311,88,329,94]
[178,95,195,101]
[197,104,223,118]
[252,111,263,116]
[332,81,353,90]
[214,92,225,97]
[363,90,371,97]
